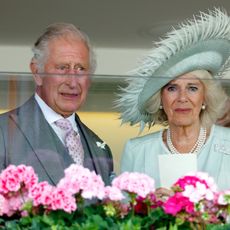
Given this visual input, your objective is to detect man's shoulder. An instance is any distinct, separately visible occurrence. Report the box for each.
[0,107,17,120]
[0,96,38,123]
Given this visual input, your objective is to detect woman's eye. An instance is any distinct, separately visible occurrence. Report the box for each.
[167,86,177,92]
[188,86,198,92]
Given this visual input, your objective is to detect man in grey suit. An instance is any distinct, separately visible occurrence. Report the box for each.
[0,23,113,185]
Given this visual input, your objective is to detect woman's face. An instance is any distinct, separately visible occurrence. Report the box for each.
[161,72,205,127]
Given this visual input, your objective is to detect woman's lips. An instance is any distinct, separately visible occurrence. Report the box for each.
[175,108,191,113]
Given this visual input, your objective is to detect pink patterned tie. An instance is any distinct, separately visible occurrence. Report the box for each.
[55,119,84,165]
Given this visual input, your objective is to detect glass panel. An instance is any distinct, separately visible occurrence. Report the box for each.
[0,72,229,175]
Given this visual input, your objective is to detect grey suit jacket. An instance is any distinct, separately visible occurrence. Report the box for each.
[0,96,113,185]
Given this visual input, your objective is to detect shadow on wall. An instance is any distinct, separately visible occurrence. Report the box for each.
[79,112,163,174]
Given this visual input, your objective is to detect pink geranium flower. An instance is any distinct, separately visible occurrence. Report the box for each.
[0,164,38,194]
[0,165,39,216]
[173,172,217,203]
[0,194,9,216]
[162,171,223,224]
[29,181,54,207]
[104,186,125,201]
[163,192,195,216]
[50,187,76,213]
[29,181,77,213]
[112,172,155,198]
[57,164,105,200]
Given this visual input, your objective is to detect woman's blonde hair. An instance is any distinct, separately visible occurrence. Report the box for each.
[145,70,228,128]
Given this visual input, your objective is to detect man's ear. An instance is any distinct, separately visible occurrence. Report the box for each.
[30,60,43,86]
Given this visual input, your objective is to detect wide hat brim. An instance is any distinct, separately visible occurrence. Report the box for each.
[139,39,229,111]
[116,8,230,128]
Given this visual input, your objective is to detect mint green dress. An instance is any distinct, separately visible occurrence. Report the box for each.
[121,125,230,190]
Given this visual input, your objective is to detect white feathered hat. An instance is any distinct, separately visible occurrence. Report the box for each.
[116,8,230,129]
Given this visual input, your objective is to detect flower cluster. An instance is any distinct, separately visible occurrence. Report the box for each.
[162,172,229,226]
[0,164,155,217]
[0,165,230,229]
[0,164,38,216]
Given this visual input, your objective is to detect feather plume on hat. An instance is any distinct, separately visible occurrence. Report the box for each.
[116,8,230,130]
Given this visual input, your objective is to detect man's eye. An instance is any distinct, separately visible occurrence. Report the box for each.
[75,67,88,75]
[57,65,68,71]
[75,66,86,72]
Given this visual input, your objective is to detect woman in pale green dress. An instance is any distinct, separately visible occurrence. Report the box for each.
[116,8,230,192]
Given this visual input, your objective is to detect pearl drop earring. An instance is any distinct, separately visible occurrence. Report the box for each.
[201,104,206,110]
[159,105,163,109]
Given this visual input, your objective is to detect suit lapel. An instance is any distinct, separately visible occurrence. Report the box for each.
[75,115,104,177]
[10,97,67,185]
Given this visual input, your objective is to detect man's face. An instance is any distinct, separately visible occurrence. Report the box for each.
[32,36,91,117]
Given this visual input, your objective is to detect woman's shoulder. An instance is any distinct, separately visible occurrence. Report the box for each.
[213,125,230,136]
[210,125,230,148]
[122,130,164,158]
[126,129,162,146]
[208,125,230,156]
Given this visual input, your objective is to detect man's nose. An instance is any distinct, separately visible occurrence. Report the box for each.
[66,72,78,87]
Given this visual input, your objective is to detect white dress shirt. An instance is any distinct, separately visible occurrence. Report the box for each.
[34,93,79,145]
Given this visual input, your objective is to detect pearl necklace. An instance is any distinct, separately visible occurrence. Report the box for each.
[166,127,207,154]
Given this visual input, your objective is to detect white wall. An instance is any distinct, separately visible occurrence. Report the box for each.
[0,45,146,75]
[0,46,32,72]
[95,47,146,75]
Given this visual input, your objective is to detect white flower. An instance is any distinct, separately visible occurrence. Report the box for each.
[96,141,106,149]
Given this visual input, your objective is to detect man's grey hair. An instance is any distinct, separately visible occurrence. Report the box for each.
[31,22,97,73]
